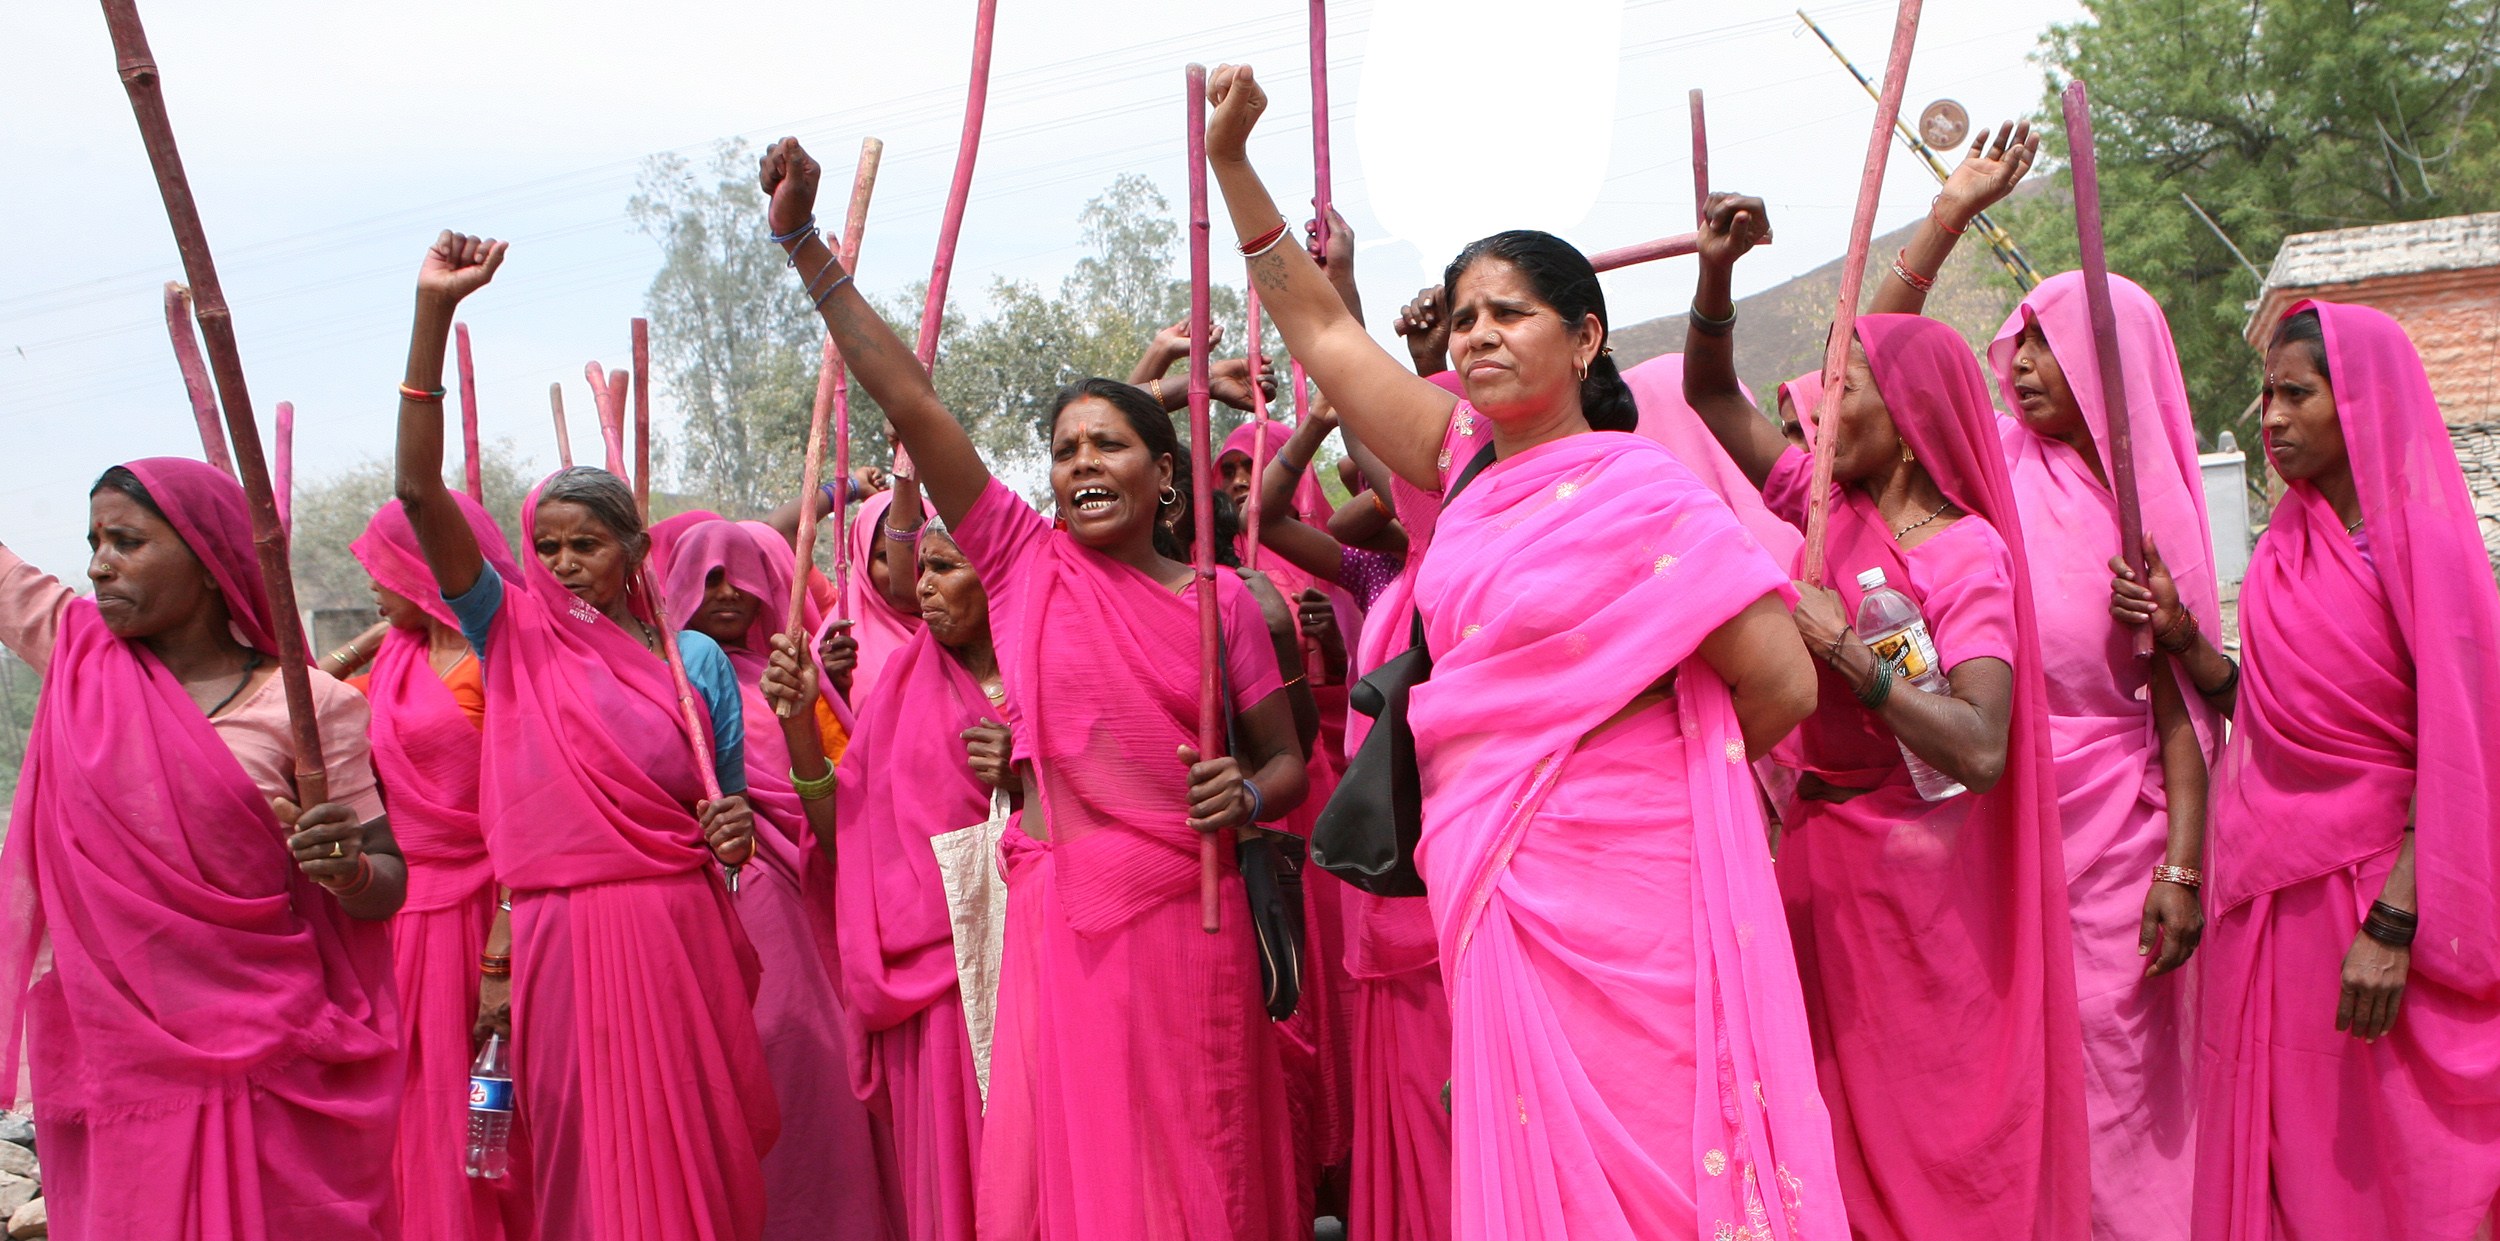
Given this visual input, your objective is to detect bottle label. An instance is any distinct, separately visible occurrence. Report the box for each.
[469,1076,515,1114]
[1867,623,1939,682]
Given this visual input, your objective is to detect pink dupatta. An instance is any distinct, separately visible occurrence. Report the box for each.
[847,491,926,703]
[1621,353,1805,568]
[0,457,397,1147]
[1409,420,1843,1239]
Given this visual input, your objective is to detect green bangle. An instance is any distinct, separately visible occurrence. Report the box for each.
[1854,655,1894,710]
[790,763,837,802]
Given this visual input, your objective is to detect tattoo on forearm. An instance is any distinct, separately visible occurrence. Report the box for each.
[1251,250,1290,291]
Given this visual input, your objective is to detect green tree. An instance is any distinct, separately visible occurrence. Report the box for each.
[286,441,539,615]
[2020,0,2500,444]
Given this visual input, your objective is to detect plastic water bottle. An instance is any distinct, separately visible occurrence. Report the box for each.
[1854,567,1967,802]
[466,1033,514,1179]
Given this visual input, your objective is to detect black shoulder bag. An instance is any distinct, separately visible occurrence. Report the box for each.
[1217,606,1305,1022]
[1310,441,1499,896]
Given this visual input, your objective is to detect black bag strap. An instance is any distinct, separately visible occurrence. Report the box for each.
[1409,441,1501,649]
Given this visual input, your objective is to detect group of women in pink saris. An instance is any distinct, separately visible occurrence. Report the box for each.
[3,55,2497,1241]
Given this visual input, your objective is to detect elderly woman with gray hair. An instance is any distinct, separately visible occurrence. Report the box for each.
[392,230,780,1241]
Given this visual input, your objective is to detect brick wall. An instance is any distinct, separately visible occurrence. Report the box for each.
[2253,268,2500,424]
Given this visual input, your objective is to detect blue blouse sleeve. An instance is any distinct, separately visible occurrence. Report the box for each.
[445,564,505,656]
[674,629,749,796]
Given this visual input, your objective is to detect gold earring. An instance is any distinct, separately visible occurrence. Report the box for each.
[1900,444,1916,465]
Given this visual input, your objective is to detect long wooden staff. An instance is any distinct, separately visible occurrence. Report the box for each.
[784,138,885,720]
[1242,286,1272,558]
[456,322,484,501]
[104,0,326,803]
[1590,233,1701,272]
[2062,79,2151,658]
[161,283,234,475]
[549,382,574,469]
[1187,64,1223,936]
[274,400,294,535]
[1291,0,1333,515]
[910,0,999,376]
[1690,89,1710,226]
[632,319,652,518]
[587,363,629,477]
[1799,0,1923,586]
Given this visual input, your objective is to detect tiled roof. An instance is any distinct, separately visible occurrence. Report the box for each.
[2260,213,2500,289]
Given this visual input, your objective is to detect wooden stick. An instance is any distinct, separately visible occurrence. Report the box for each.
[2062,79,2151,659]
[549,382,574,469]
[1309,0,1333,254]
[456,322,484,501]
[162,282,234,475]
[643,564,734,885]
[104,0,326,804]
[787,138,885,713]
[587,363,628,478]
[1589,232,1700,272]
[274,400,294,536]
[1187,64,1222,936]
[1243,286,1271,558]
[912,0,999,377]
[633,319,652,520]
[1690,88,1710,227]
[1799,0,1923,587]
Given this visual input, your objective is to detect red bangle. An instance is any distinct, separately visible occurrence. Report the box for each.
[1928,196,1968,236]
[1237,220,1292,258]
[325,854,376,899]
[1889,250,1936,293]
[400,383,446,403]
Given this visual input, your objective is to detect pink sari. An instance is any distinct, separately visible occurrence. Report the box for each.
[834,623,1000,1241]
[2196,300,2500,1239]
[476,481,779,1241]
[663,520,902,1241]
[0,458,400,1240]
[1410,413,1844,1241]
[1764,316,2089,1241]
[1989,272,2220,1239]
[848,491,927,704]
[1621,353,1805,570]
[352,496,533,1241]
[954,478,1299,1241]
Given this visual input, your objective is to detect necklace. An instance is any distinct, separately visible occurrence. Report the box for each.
[206,649,265,717]
[1891,503,1952,540]
[2345,515,2365,534]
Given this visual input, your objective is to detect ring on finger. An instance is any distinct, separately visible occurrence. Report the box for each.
[330,840,345,859]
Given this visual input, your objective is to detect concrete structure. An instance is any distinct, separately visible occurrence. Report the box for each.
[2248,212,2500,568]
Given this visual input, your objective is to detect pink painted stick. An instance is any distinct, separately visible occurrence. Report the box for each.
[912,0,999,376]
[791,138,885,673]
[456,322,484,501]
[1589,232,1700,272]
[1800,0,1923,587]
[1243,285,1272,557]
[274,399,293,535]
[1690,88,1710,227]
[633,319,651,520]
[162,282,233,475]
[642,563,734,888]
[1309,0,1333,253]
[1187,64,1222,936]
[549,382,574,469]
[2062,78,2151,659]
[587,363,627,478]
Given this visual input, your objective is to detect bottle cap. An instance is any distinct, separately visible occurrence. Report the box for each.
[1856,567,1887,591]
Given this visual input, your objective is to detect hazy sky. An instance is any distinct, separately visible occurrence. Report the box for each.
[1,0,2080,585]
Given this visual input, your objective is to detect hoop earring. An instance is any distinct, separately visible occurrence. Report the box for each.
[1576,361,1589,383]
[1160,484,1180,506]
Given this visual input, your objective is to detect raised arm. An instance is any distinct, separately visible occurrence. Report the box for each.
[1252,409,1349,583]
[761,139,991,529]
[1205,65,1455,490]
[395,232,507,599]
[1683,195,1788,490]
[1865,121,2036,316]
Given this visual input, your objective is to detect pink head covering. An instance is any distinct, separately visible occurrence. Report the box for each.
[647,509,725,579]
[1,458,396,1117]
[471,476,721,889]
[2220,300,2500,992]
[842,490,924,703]
[1988,271,2220,636]
[1620,353,1805,567]
[122,457,284,655]
[1220,419,1282,469]
[1777,370,1824,440]
[349,497,518,912]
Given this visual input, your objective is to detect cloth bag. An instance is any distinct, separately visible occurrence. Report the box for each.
[929,789,1014,1101]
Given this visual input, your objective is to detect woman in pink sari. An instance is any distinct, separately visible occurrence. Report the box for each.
[663,519,902,1241]
[2114,303,2500,1238]
[1687,196,2089,1240]
[844,488,926,704]
[351,494,536,1241]
[1209,66,1844,1241]
[0,458,407,1239]
[394,232,777,1241]
[763,140,1311,1239]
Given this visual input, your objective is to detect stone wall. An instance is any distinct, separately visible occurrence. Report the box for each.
[2454,422,2500,573]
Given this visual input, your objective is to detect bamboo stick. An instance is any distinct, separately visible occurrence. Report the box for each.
[893,0,999,481]
[274,400,293,535]
[2062,79,2151,659]
[161,282,234,475]
[103,0,326,804]
[1799,0,1923,587]
[1297,0,1331,515]
[643,563,735,887]
[588,363,627,478]
[1589,232,1700,272]
[549,382,574,469]
[1690,89,1710,227]
[1187,64,1222,936]
[1243,286,1271,558]
[786,138,885,718]
[456,322,484,501]
[632,319,651,519]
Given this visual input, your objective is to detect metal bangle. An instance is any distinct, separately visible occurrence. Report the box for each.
[768,214,817,246]
[1241,776,1266,824]
[2151,864,2203,889]
[1687,301,1737,338]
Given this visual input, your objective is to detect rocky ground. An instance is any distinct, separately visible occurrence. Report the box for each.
[0,1111,39,1238]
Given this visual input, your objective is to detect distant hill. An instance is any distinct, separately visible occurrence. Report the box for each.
[1613,180,2062,411]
